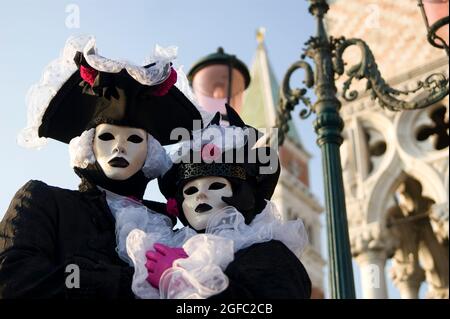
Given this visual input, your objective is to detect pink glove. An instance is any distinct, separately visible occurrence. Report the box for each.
[145,243,188,288]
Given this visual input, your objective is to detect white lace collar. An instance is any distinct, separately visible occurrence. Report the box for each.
[205,201,308,256]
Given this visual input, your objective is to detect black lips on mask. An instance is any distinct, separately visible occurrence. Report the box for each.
[75,161,149,199]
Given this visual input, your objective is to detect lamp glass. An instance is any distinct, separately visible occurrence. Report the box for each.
[423,0,449,45]
[192,64,246,116]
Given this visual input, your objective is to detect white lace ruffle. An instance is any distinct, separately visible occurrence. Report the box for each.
[103,190,200,299]
[68,128,96,169]
[102,187,196,266]
[128,231,233,299]
[142,135,173,179]
[125,200,307,299]
[68,130,172,179]
[103,189,176,265]
[105,190,308,299]
[159,234,234,299]
[18,34,178,149]
[83,39,174,86]
[206,201,309,256]
[127,227,199,298]
[18,35,93,149]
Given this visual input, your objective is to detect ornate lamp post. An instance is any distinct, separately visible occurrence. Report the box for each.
[277,0,449,299]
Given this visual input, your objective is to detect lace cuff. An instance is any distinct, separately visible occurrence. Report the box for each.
[159,234,234,299]
[126,227,196,299]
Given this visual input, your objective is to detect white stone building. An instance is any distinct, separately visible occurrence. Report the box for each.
[327,0,449,299]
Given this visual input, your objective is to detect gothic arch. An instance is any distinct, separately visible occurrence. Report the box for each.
[365,153,404,224]
[402,160,448,205]
[366,159,447,226]
[358,112,396,181]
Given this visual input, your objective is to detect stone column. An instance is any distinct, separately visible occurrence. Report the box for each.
[351,223,394,299]
[355,250,389,299]
[419,217,449,299]
[390,257,425,299]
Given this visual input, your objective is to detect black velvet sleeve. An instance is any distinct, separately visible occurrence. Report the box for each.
[209,240,312,299]
[0,180,133,299]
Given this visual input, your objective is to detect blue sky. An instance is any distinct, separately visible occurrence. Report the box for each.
[0,0,318,206]
[0,0,425,299]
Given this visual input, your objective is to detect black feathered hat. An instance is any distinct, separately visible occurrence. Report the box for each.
[158,104,280,226]
[20,35,203,147]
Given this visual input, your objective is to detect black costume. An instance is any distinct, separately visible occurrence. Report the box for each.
[0,36,201,299]
[0,178,165,298]
[158,106,312,299]
[210,240,311,299]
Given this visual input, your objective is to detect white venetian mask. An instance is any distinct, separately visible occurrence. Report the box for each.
[93,123,148,180]
[182,176,233,231]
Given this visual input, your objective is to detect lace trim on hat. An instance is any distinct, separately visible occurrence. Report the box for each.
[18,34,189,149]
[83,38,174,86]
[18,35,92,149]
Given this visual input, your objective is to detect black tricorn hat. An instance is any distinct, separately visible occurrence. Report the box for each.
[158,107,280,224]
[37,51,203,146]
[158,142,279,201]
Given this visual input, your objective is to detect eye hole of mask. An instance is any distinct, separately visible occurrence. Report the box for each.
[128,134,144,143]
[209,182,226,190]
[184,186,199,196]
[98,132,115,141]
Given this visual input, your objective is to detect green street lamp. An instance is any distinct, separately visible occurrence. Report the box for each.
[277,0,449,299]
